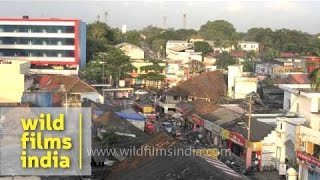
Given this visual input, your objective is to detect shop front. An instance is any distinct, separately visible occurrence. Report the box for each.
[251,142,262,169]
[220,128,230,148]
[191,114,204,132]
[297,150,320,180]
[203,119,221,145]
[228,132,246,158]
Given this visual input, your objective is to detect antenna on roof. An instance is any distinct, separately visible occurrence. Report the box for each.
[97,14,100,22]
[183,13,187,29]
[104,11,108,24]
[163,16,167,29]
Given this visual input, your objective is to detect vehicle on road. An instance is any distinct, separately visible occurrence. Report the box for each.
[161,122,173,133]
[134,89,149,95]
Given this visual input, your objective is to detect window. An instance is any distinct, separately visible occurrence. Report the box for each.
[173,96,179,100]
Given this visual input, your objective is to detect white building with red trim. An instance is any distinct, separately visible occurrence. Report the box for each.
[0,16,86,75]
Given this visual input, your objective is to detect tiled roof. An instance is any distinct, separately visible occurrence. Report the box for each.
[230,51,247,58]
[109,133,233,180]
[280,52,297,58]
[272,73,310,84]
[37,75,98,93]
[168,71,227,101]
[115,42,143,51]
[222,118,274,142]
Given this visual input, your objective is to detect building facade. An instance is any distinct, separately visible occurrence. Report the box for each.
[0,17,86,75]
[116,42,144,60]
[238,41,259,52]
[228,65,258,99]
[0,60,30,103]
[279,84,320,180]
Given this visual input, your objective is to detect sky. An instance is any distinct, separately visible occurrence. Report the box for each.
[0,0,320,34]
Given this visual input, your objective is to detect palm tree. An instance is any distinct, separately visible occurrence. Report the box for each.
[309,68,320,91]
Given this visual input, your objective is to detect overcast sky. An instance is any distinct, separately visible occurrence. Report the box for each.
[0,0,319,34]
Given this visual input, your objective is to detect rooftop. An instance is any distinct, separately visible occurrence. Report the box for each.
[221,117,274,142]
[36,75,99,93]
[168,71,227,101]
[115,42,143,51]
[109,133,238,180]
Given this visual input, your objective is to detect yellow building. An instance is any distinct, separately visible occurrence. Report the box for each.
[130,60,166,87]
[115,42,144,60]
[0,60,30,103]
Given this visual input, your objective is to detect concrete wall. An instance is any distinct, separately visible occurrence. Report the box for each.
[238,41,259,52]
[0,61,30,103]
[120,44,144,60]
[234,77,258,99]
[167,51,202,63]
[228,65,243,98]
[81,92,104,104]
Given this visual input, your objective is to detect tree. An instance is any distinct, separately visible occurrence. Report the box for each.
[124,30,141,46]
[151,38,166,58]
[102,130,118,147]
[194,41,212,56]
[215,52,237,69]
[262,48,279,61]
[138,59,166,88]
[86,22,118,61]
[185,60,205,74]
[309,68,320,90]
[199,20,238,41]
[81,46,135,86]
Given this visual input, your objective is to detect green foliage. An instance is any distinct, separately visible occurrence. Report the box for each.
[138,59,165,87]
[245,27,320,55]
[199,20,238,41]
[309,68,320,90]
[138,72,166,81]
[264,76,274,87]
[215,52,237,69]
[124,30,141,46]
[86,22,124,61]
[194,41,212,56]
[186,60,205,74]
[102,130,118,147]
[262,48,280,61]
[151,38,166,57]
[81,46,135,85]
[140,59,165,73]
[242,59,254,72]
[143,27,197,57]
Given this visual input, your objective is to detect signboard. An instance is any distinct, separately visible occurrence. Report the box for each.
[229,132,246,147]
[143,106,154,113]
[297,151,320,167]
[191,114,204,126]
[204,120,213,130]
[221,129,230,140]
[279,164,286,175]
[252,142,262,151]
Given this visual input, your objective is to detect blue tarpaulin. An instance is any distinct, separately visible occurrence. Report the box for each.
[115,111,145,121]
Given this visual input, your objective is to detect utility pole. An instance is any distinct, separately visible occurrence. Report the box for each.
[247,94,252,141]
[246,93,254,169]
